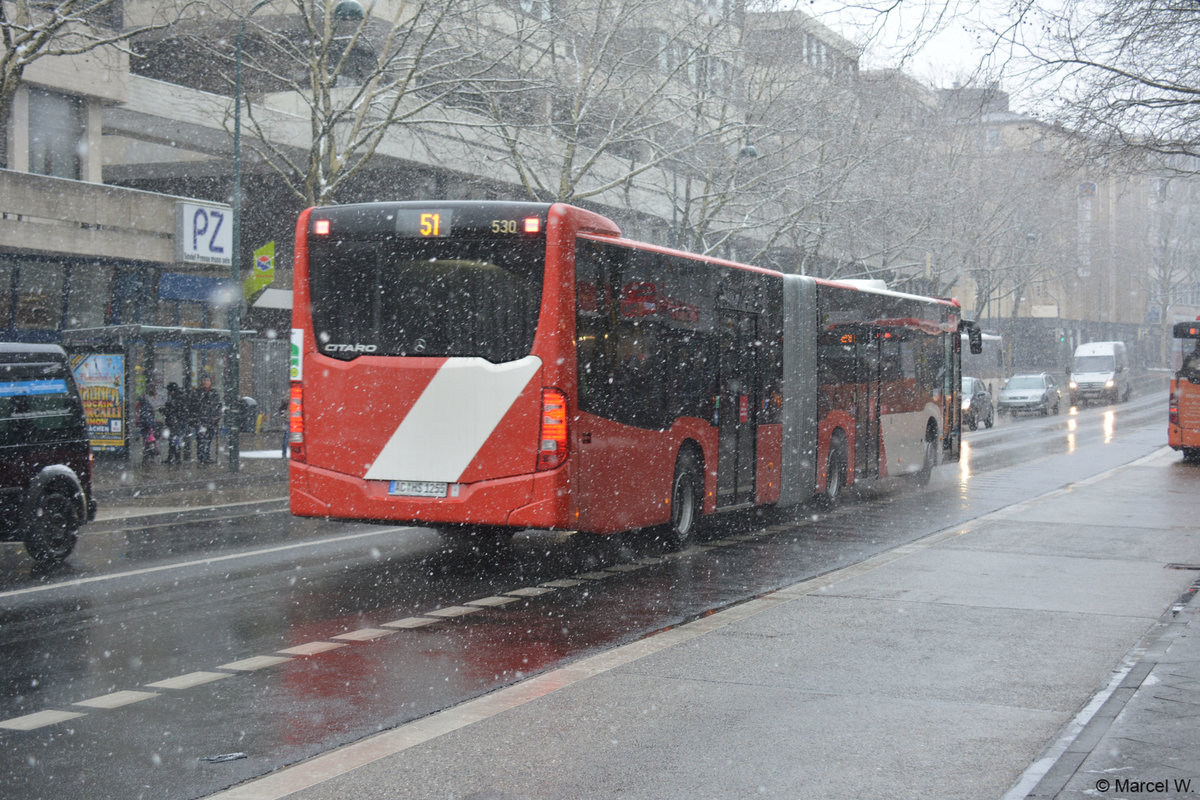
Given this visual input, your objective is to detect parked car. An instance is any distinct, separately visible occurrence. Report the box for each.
[961,376,994,430]
[0,343,97,564]
[998,372,1063,417]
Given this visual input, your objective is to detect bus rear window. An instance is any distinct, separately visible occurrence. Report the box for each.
[307,237,545,363]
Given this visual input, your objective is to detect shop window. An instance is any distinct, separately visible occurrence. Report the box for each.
[178,300,205,328]
[29,89,83,180]
[15,261,65,330]
[156,298,181,327]
[66,263,113,329]
[111,267,150,324]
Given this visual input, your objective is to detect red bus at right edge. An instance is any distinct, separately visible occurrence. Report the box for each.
[1170,317,1200,461]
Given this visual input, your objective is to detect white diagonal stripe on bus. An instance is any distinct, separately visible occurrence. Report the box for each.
[363,356,542,483]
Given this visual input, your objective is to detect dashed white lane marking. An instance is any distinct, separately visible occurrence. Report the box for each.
[574,571,613,580]
[278,641,346,656]
[145,671,232,690]
[332,628,395,642]
[0,709,86,731]
[504,587,554,597]
[381,617,438,629]
[73,690,159,709]
[221,656,294,671]
[0,531,768,732]
[426,606,482,618]
[465,596,518,608]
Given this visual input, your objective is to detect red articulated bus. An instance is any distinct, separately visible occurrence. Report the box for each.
[1169,317,1200,461]
[288,201,973,548]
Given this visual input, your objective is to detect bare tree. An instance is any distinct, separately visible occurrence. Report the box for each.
[1012,0,1200,167]
[442,0,736,209]
[662,4,875,269]
[140,0,525,207]
[0,0,176,166]
[1144,169,1200,363]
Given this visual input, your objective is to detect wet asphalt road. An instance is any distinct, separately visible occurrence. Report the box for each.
[0,391,1174,800]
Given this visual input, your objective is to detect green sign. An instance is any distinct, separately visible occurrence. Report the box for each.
[290,328,303,381]
[244,240,276,302]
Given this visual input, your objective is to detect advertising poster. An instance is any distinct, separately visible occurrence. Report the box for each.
[69,352,126,452]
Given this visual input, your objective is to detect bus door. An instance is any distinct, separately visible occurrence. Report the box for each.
[717,310,758,506]
[854,329,882,480]
[945,327,963,462]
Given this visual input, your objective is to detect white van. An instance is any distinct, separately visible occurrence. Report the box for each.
[1070,341,1131,405]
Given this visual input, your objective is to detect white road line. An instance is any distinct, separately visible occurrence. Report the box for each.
[465,596,519,607]
[73,690,159,709]
[381,617,438,629]
[0,526,415,600]
[145,671,232,690]
[0,549,653,732]
[278,642,346,656]
[332,628,395,642]
[425,606,482,618]
[221,656,293,671]
[0,709,86,731]
[504,587,555,597]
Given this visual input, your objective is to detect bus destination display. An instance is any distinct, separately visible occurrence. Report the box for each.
[392,209,542,238]
[395,209,452,238]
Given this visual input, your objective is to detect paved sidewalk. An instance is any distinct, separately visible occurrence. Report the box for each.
[91,434,288,523]
[205,446,1200,800]
[1021,581,1200,799]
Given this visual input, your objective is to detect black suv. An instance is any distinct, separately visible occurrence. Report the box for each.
[0,343,98,564]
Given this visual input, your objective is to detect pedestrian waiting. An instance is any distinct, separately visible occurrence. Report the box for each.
[162,382,189,465]
[193,375,222,465]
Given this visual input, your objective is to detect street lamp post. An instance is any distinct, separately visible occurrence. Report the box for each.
[227,0,273,471]
[228,0,364,470]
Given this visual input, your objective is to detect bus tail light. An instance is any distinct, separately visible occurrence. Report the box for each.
[289,382,306,462]
[537,388,568,471]
[1170,390,1179,426]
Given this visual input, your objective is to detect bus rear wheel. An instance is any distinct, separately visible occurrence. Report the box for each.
[664,449,702,551]
[819,438,847,509]
[915,429,938,487]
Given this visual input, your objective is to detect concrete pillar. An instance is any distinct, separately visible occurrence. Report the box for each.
[10,87,30,172]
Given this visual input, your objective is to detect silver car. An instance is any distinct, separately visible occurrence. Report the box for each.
[998,372,1062,416]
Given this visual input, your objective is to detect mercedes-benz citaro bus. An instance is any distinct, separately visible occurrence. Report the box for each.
[1170,317,1200,461]
[288,201,978,549]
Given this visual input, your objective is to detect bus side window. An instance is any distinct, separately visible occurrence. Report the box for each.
[575,240,618,419]
[1184,341,1200,382]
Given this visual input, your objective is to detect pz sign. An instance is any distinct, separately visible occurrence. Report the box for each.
[176,201,234,265]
